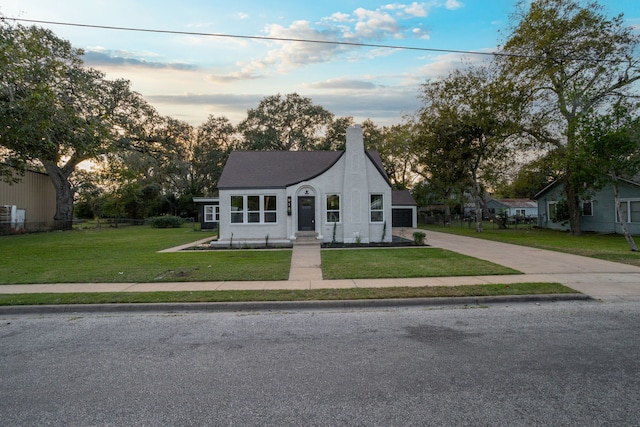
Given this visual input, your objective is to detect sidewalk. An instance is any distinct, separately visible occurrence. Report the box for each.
[2,229,640,302]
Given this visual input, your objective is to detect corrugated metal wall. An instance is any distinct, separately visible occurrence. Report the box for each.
[0,170,57,223]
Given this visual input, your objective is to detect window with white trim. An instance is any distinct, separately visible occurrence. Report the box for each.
[582,200,593,216]
[618,199,640,223]
[230,195,277,224]
[247,196,260,223]
[370,194,384,223]
[326,194,340,223]
[231,196,244,223]
[204,205,219,222]
[264,195,277,223]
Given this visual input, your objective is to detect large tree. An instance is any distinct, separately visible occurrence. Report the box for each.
[238,93,334,151]
[192,115,238,195]
[499,0,640,235]
[416,65,520,231]
[575,102,640,250]
[0,22,143,229]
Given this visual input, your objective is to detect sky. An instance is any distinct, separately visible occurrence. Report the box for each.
[2,0,640,127]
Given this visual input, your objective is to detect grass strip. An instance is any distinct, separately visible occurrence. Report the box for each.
[322,247,520,279]
[0,283,576,306]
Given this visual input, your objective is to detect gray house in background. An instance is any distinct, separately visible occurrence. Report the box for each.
[486,198,538,218]
[535,179,640,235]
[213,125,416,245]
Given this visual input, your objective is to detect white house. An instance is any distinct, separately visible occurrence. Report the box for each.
[214,125,415,245]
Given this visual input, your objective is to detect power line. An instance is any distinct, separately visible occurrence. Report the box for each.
[4,17,505,58]
[3,17,632,64]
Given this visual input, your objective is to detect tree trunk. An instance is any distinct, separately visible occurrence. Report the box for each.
[473,180,483,233]
[613,180,638,252]
[42,161,74,231]
[564,182,582,236]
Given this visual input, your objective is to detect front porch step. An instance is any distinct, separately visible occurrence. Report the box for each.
[295,231,317,238]
[293,236,322,247]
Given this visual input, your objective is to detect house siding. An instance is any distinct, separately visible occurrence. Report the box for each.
[537,181,640,235]
[0,169,56,224]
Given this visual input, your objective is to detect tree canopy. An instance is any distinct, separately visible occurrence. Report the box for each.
[499,0,640,234]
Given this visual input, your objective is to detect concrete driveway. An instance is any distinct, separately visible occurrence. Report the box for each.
[414,229,640,302]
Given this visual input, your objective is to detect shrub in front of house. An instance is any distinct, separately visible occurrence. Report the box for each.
[149,216,184,228]
[412,231,426,245]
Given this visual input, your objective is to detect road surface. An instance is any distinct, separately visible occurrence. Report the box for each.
[1,301,639,426]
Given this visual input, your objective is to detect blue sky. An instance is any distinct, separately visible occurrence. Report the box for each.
[2,1,639,126]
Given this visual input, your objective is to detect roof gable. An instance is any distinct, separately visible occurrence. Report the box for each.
[392,190,417,206]
[218,149,390,190]
[218,151,343,189]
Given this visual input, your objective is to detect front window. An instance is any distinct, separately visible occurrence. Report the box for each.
[370,194,384,223]
[619,200,640,223]
[247,196,260,223]
[582,201,593,216]
[230,195,277,224]
[204,205,219,222]
[264,195,277,223]
[326,194,340,223]
[231,196,244,223]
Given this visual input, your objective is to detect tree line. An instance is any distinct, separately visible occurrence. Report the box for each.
[2,0,640,248]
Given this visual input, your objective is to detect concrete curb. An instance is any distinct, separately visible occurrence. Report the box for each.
[0,293,592,315]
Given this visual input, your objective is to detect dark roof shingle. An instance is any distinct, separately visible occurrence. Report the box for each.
[218,151,344,189]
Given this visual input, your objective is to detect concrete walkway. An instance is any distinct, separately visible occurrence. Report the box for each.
[2,229,640,302]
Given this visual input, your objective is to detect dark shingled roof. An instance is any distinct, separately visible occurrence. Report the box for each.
[218,150,389,189]
[392,190,417,206]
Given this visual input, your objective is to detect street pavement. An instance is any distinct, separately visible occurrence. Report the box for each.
[2,228,640,302]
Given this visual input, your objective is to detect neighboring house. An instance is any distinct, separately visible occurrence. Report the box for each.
[214,125,416,245]
[535,179,640,235]
[487,198,538,218]
[0,168,56,233]
[192,197,219,230]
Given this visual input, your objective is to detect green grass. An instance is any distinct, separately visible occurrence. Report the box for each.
[0,225,291,283]
[420,223,640,267]
[321,247,520,279]
[0,283,576,306]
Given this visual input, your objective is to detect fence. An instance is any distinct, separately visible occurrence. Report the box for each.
[0,217,197,236]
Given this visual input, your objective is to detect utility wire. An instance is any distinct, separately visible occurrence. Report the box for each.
[3,17,511,59]
[3,17,633,64]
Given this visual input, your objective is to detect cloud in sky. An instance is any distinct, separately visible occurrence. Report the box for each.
[10,0,637,127]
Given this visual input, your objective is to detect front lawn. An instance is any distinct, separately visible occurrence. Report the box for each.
[420,223,640,267]
[321,247,520,279]
[0,225,291,283]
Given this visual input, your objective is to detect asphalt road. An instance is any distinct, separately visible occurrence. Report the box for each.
[1,301,639,426]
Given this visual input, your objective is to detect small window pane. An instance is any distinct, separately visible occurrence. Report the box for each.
[247,196,260,211]
[264,196,276,211]
[248,212,260,223]
[370,194,383,210]
[264,212,277,223]
[631,201,640,223]
[231,196,244,223]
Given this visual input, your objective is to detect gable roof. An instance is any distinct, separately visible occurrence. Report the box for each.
[392,190,417,206]
[218,150,389,189]
[534,178,640,199]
